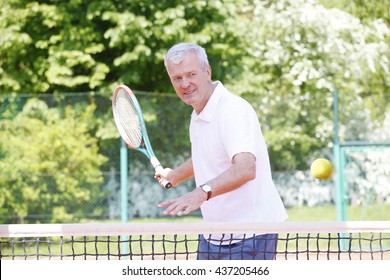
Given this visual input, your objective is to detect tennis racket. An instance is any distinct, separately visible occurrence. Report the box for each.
[112,84,172,189]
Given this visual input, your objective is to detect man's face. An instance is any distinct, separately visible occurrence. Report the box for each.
[166,53,212,114]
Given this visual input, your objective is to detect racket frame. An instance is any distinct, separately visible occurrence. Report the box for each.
[112,85,172,188]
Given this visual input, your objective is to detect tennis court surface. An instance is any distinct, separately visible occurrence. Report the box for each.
[1,222,389,260]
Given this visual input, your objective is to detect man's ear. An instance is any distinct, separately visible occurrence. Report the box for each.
[206,65,212,81]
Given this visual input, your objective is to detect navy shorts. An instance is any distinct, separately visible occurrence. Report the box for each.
[197,234,278,260]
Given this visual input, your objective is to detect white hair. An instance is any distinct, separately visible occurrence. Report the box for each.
[164,43,209,69]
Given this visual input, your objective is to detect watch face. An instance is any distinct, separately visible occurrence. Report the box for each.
[202,184,211,192]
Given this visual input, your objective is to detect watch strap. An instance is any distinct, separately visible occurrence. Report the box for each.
[201,184,212,201]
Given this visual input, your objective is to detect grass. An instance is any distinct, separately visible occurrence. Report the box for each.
[123,203,390,223]
[76,203,390,224]
[286,203,390,221]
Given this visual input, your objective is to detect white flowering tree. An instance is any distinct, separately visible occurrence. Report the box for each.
[226,0,389,171]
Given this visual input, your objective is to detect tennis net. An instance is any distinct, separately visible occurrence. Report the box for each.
[1,222,389,260]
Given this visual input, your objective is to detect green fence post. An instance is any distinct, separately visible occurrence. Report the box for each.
[120,139,129,257]
[120,139,128,223]
[333,89,343,220]
[339,148,347,221]
[333,89,348,251]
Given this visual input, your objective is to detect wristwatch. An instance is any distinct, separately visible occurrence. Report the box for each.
[200,184,212,201]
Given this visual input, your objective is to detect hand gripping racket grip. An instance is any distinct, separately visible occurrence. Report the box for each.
[151,157,172,189]
[155,166,173,189]
[160,177,173,189]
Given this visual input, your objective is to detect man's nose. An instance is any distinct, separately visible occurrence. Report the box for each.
[180,77,190,88]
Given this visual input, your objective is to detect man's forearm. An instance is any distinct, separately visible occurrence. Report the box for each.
[170,158,194,185]
[205,152,256,199]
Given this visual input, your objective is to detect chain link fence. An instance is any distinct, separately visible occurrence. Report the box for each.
[1,92,389,223]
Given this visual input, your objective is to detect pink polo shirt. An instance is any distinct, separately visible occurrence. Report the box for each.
[190,81,287,227]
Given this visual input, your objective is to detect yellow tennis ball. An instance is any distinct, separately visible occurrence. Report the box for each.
[310,158,333,180]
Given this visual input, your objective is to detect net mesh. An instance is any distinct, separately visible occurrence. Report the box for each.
[1,222,389,260]
[113,88,142,148]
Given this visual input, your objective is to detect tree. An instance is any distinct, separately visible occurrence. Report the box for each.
[319,0,389,25]
[225,0,389,170]
[0,0,110,93]
[0,0,246,164]
[0,0,388,172]
[0,0,245,94]
[0,98,107,223]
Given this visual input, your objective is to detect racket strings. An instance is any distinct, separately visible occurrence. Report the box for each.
[116,93,143,148]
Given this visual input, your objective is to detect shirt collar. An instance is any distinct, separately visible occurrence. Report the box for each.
[192,81,224,122]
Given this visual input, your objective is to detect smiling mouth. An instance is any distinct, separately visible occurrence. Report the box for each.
[184,89,196,95]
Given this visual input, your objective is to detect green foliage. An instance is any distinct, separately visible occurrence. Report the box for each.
[226,0,389,170]
[318,0,389,24]
[0,0,388,221]
[0,99,108,223]
[266,130,319,170]
[0,0,246,166]
[0,0,245,93]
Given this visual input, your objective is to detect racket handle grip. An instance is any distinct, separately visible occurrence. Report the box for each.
[161,178,173,189]
[154,164,173,189]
